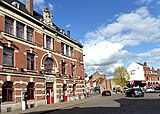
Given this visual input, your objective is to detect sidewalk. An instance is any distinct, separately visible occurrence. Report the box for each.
[3,94,101,114]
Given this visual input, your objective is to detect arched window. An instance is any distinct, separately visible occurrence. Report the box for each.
[2,81,13,102]
[27,82,34,100]
[44,58,54,74]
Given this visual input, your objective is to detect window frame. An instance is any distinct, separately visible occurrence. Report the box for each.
[66,45,69,56]
[70,47,73,57]
[3,47,14,67]
[16,22,24,38]
[27,53,35,70]
[71,64,75,76]
[44,58,54,74]
[62,62,66,75]
[61,42,64,55]
[2,82,14,102]
[27,27,33,42]
[5,17,14,35]
[27,83,35,100]
[46,36,51,49]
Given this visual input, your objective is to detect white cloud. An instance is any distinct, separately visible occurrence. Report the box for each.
[32,0,54,12]
[66,24,71,29]
[136,0,153,5]
[48,3,53,11]
[157,1,160,4]
[137,48,160,68]
[83,7,160,76]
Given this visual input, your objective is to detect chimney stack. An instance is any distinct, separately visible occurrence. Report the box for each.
[67,31,70,37]
[26,0,33,15]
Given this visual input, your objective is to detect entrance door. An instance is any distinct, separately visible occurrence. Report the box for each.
[46,88,54,104]
[63,84,67,102]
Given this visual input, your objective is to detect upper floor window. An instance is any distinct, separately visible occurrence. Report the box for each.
[3,47,14,67]
[46,36,51,49]
[5,17,14,35]
[27,27,33,42]
[61,42,65,55]
[44,58,54,74]
[17,22,24,38]
[70,47,73,57]
[2,81,13,102]
[62,62,66,75]
[66,45,69,56]
[27,53,34,70]
[71,64,75,76]
[27,82,34,100]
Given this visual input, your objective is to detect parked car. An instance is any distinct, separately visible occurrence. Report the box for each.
[125,88,144,97]
[123,87,129,93]
[154,86,160,93]
[102,90,111,96]
[145,86,155,93]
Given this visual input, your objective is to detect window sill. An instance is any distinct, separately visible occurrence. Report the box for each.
[61,53,74,59]
[1,101,15,105]
[43,47,55,52]
[26,69,38,73]
[4,33,36,46]
[2,66,18,70]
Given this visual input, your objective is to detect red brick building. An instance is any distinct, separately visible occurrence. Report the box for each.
[0,0,85,113]
[128,62,160,87]
[88,71,111,93]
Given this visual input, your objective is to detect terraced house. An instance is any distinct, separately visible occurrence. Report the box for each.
[0,0,85,113]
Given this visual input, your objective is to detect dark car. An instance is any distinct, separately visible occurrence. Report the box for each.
[102,90,111,96]
[125,88,144,97]
[154,86,160,93]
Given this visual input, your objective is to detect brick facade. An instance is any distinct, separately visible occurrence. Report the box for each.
[0,0,85,113]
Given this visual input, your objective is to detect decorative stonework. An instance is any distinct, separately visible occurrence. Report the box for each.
[7,75,11,81]
[43,8,53,27]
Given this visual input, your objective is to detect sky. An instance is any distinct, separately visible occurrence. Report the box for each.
[20,0,160,77]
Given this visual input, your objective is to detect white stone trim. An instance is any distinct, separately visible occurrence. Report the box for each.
[13,81,28,85]
[76,88,85,90]
[14,88,27,91]
[56,83,63,86]
[35,94,45,97]
[15,95,21,98]
[35,82,44,85]
[0,72,45,79]
[54,80,57,103]
[35,88,45,91]
[0,81,4,84]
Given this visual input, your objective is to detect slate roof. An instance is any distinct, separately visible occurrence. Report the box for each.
[2,0,83,47]
[3,0,60,31]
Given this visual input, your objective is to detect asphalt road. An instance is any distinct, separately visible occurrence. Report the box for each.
[25,93,160,114]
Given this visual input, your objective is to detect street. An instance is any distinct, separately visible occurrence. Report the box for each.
[23,93,160,114]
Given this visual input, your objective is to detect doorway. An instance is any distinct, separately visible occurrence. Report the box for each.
[46,83,54,104]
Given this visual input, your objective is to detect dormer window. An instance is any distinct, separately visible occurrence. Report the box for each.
[11,1,20,9]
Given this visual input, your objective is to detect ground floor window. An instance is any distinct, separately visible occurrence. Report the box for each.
[2,81,13,102]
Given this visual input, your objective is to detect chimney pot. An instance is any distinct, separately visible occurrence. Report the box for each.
[67,31,70,37]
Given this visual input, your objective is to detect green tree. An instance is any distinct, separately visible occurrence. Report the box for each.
[113,66,130,89]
